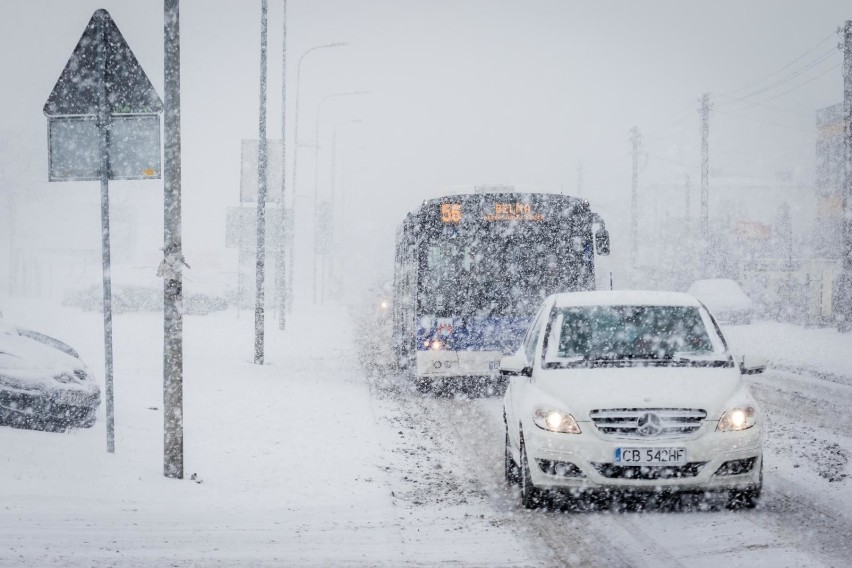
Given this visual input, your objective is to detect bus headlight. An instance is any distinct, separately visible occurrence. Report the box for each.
[430,339,443,351]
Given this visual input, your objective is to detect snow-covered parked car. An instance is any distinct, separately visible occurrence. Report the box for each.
[502,291,764,510]
[687,278,754,324]
[0,318,100,431]
[62,266,230,316]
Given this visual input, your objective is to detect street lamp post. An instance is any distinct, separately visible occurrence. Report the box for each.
[328,119,362,300]
[288,41,346,311]
[311,91,368,303]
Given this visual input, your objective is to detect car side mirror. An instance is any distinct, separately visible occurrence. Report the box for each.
[500,354,531,377]
[740,354,766,375]
[594,228,610,256]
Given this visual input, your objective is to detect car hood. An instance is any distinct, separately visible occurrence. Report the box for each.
[529,366,744,421]
[0,332,97,393]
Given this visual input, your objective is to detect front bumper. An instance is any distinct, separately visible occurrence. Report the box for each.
[416,350,502,378]
[521,421,762,493]
[0,385,100,428]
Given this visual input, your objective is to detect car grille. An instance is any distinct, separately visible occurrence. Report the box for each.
[592,462,707,480]
[589,408,707,439]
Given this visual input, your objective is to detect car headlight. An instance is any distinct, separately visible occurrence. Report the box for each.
[717,406,757,432]
[533,408,581,434]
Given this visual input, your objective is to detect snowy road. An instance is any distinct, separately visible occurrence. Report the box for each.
[367,320,852,568]
[0,304,850,566]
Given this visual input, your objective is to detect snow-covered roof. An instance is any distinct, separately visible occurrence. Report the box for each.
[552,290,701,308]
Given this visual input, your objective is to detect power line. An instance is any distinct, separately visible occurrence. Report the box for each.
[717,47,839,107]
[643,111,695,140]
[760,62,841,103]
[724,99,817,119]
[714,108,818,134]
[716,30,837,99]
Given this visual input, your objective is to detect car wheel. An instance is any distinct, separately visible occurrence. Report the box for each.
[79,414,97,428]
[726,459,762,510]
[519,435,543,509]
[504,422,520,486]
[726,486,760,509]
[415,377,432,395]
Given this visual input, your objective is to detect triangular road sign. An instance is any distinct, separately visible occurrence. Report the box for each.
[44,9,162,117]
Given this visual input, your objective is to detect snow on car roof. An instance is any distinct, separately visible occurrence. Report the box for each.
[552,290,702,308]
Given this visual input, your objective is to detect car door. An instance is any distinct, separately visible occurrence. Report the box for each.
[506,300,551,436]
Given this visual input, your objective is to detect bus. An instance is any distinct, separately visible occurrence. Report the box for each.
[392,191,610,392]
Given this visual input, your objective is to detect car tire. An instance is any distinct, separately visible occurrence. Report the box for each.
[79,415,97,429]
[726,459,762,510]
[415,377,432,395]
[726,486,760,509]
[519,435,543,509]
[504,422,520,486]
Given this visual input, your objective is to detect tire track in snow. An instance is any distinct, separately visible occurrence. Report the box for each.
[364,371,546,566]
[436,396,644,568]
[429,392,839,568]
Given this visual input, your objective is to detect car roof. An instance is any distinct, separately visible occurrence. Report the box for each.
[551,290,703,308]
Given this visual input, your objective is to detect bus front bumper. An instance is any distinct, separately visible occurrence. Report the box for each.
[416,350,502,378]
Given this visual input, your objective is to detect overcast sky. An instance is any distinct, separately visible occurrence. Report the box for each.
[0,1,848,296]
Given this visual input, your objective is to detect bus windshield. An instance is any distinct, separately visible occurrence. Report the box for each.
[418,225,592,317]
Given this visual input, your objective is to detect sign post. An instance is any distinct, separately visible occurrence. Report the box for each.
[44,9,163,454]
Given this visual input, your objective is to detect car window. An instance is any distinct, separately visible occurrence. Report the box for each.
[544,304,729,364]
[523,307,548,363]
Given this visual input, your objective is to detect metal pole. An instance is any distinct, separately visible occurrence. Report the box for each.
[330,119,361,297]
[312,92,367,303]
[684,174,692,280]
[163,0,184,479]
[577,160,584,198]
[700,93,711,272]
[95,11,116,455]
[290,42,347,311]
[255,0,269,365]
[843,21,852,274]
[276,0,287,330]
[629,126,640,286]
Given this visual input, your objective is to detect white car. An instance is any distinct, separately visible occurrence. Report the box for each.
[0,318,100,431]
[687,278,754,324]
[501,291,764,509]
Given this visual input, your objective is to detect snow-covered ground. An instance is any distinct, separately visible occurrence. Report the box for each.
[1,302,851,566]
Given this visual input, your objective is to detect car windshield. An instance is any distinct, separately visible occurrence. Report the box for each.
[544,304,730,367]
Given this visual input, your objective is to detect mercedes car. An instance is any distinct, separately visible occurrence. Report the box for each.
[501,291,764,509]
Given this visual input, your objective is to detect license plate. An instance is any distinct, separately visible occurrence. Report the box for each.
[615,447,686,465]
[55,390,90,406]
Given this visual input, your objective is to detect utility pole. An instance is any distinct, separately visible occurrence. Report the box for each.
[629,127,641,285]
[577,160,584,198]
[254,0,269,365]
[684,174,692,280]
[842,21,852,274]
[276,0,287,330]
[700,92,711,272]
[163,0,184,479]
[834,20,852,331]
